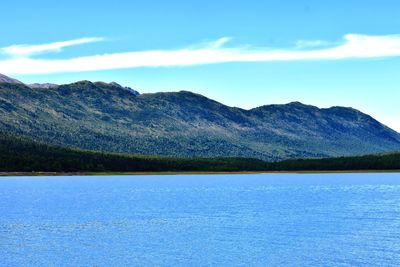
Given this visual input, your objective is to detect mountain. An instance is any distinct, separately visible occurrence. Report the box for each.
[0,77,399,160]
[0,73,23,84]
[28,83,58,89]
[0,74,58,88]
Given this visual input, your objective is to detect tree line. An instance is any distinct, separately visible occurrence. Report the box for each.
[1,132,399,172]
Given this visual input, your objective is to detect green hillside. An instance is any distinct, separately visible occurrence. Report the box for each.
[1,132,399,172]
[0,132,269,172]
[269,153,400,171]
[1,78,400,161]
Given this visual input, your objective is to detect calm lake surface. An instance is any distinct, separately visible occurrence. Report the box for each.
[1,173,400,266]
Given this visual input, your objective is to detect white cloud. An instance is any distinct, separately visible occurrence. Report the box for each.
[0,37,104,57]
[1,34,400,75]
[295,39,332,49]
[207,37,232,49]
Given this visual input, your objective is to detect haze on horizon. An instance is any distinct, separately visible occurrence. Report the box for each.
[1,0,399,131]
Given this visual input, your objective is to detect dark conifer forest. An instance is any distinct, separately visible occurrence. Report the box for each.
[1,132,399,173]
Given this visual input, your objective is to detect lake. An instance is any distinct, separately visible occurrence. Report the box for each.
[1,173,400,266]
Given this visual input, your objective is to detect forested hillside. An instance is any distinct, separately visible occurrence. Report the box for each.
[1,79,399,161]
[1,132,399,172]
[0,132,269,172]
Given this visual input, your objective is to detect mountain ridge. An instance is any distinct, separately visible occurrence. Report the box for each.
[0,74,399,161]
[0,73,23,84]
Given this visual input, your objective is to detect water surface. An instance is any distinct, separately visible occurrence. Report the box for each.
[1,173,400,266]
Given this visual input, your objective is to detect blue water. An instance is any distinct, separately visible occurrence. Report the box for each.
[1,173,400,266]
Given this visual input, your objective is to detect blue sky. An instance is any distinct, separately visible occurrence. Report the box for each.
[1,0,400,131]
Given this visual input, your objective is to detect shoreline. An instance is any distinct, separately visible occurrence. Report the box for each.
[1,170,400,176]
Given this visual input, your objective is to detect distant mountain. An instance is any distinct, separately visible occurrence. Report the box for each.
[0,76,399,160]
[29,83,58,89]
[0,73,23,84]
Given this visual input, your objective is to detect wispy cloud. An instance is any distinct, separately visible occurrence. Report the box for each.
[0,37,104,57]
[295,39,333,49]
[1,34,400,75]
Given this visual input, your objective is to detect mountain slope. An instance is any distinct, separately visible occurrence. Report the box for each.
[0,79,399,160]
[0,132,269,172]
[0,74,23,84]
[1,131,399,172]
